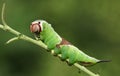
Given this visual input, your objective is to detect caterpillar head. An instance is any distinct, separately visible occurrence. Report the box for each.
[30,20,44,34]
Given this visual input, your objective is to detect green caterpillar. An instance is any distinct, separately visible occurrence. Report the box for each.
[30,20,108,66]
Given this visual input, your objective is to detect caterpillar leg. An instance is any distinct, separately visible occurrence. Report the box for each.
[60,45,77,65]
[60,45,74,61]
[67,50,77,65]
[53,47,61,55]
[60,46,68,61]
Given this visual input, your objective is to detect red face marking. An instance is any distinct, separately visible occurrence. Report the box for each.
[30,22,41,34]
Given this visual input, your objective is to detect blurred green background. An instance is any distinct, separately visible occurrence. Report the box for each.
[0,0,119,76]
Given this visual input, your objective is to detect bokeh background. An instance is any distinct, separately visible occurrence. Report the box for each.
[0,0,119,76]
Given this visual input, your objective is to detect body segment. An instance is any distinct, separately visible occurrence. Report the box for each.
[40,22,62,50]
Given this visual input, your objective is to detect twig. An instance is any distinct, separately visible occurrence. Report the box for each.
[74,63,99,76]
[6,37,19,44]
[0,3,100,76]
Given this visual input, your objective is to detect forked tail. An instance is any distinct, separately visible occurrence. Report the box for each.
[97,60,111,63]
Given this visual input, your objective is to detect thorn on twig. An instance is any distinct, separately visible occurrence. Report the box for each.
[78,69,81,73]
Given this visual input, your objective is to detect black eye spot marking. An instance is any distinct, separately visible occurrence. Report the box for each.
[38,22,40,24]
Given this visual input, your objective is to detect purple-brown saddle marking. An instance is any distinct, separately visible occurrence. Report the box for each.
[56,38,71,48]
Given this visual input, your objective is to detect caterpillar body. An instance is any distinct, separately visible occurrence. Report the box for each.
[30,20,108,66]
